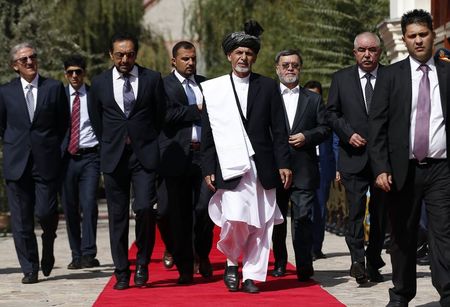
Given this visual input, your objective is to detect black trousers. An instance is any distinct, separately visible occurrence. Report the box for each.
[103,148,157,277]
[61,152,100,260]
[341,164,387,269]
[389,160,450,305]
[158,150,214,275]
[6,157,59,274]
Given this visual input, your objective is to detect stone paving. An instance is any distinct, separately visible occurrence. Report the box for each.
[0,201,441,306]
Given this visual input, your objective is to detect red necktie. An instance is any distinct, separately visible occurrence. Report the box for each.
[68,92,80,155]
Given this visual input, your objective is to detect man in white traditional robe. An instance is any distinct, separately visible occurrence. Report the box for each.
[201,20,292,293]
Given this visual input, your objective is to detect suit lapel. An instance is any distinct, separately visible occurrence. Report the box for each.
[106,67,126,116]
[247,73,260,119]
[436,59,448,118]
[170,72,190,105]
[13,78,32,125]
[290,88,308,132]
[278,85,291,134]
[400,58,413,118]
[33,76,47,122]
[352,65,367,115]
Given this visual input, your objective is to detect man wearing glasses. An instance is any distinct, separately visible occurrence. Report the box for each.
[270,49,329,281]
[0,42,69,284]
[90,33,166,290]
[61,55,101,270]
[326,32,387,285]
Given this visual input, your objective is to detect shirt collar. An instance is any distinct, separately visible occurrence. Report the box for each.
[358,65,379,79]
[20,74,39,90]
[231,72,250,84]
[409,56,436,72]
[69,83,86,96]
[112,65,138,80]
[279,82,299,94]
[174,69,196,85]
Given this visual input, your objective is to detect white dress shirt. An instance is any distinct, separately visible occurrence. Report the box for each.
[358,66,378,112]
[232,73,250,118]
[112,65,139,113]
[280,83,299,129]
[20,74,39,112]
[409,56,446,159]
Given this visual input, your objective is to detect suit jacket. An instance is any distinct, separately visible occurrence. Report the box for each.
[158,72,206,177]
[201,73,290,190]
[369,57,450,190]
[281,86,329,189]
[326,64,383,174]
[90,65,166,173]
[318,135,336,184]
[0,76,69,181]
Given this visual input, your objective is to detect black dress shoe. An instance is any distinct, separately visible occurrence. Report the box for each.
[350,262,368,284]
[198,258,213,278]
[114,274,130,290]
[163,250,174,269]
[297,266,314,282]
[271,265,286,277]
[41,237,55,277]
[242,279,259,293]
[21,272,38,284]
[312,250,327,261]
[81,255,100,268]
[67,258,82,270]
[223,262,239,292]
[177,273,194,285]
[367,262,384,282]
[417,254,430,266]
[134,265,148,287]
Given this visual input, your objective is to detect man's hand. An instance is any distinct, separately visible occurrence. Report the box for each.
[279,168,292,190]
[197,103,203,111]
[375,172,392,192]
[349,133,367,148]
[335,171,341,183]
[205,174,216,192]
[288,133,306,148]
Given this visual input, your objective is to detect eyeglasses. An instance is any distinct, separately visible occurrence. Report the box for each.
[15,54,37,64]
[65,69,84,76]
[280,62,300,70]
[113,52,136,59]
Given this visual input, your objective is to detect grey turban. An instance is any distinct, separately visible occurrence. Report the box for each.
[222,20,264,55]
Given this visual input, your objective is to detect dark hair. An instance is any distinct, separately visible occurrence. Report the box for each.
[274,49,303,66]
[304,80,323,95]
[401,9,433,35]
[172,41,195,58]
[63,54,86,70]
[110,32,139,53]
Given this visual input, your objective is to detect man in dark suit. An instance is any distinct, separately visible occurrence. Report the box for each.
[158,41,214,284]
[304,80,336,261]
[61,55,100,270]
[202,21,292,293]
[90,33,166,290]
[0,42,69,284]
[270,50,329,281]
[369,9,450,306]
[326,32,387,285]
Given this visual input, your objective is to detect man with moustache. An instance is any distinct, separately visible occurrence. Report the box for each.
[0,42,69,284]
[90,33,166,290]
[201,21,292,293]
[270,50,329,281]
[158,41,214,284]
[369,9,450,306]
[326,32,387,285]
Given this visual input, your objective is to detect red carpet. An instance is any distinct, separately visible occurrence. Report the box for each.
[94,228,344,306]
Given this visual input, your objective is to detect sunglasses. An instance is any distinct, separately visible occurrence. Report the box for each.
[65,69,84,76]
[15,54,37,64]
[280,62,300,70]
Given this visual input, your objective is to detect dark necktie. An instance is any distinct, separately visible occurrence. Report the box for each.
[25,84,34,122]
[413,64,431,162]
[123,74,135,117]
[364,73,373,113]
[68,92,81,155]
[185,79,201,126]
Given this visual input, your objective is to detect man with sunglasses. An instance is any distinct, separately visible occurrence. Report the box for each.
[270,49,329,281]
[326,32,388,285]
[90,33,166,290]
[61,55,100,270]
[0,42,69,284]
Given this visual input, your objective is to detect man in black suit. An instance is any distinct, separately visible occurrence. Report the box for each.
[90,33,166,290]
[158,41,214,284]
[326,32,387,284]
[270,50,329,281]
[202,21,292,293]
[61,55,100,270]
[369,9,450,306]
[0,42,69,284]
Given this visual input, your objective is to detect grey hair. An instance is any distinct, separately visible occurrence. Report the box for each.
[353,32,381,49]
[10,42,36,64]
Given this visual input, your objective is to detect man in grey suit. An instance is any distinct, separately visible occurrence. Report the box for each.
[90,33,166,290]
[369,9,450,306]
[326,32,387,285]
[270,49,329,281]
[0,42,69,284]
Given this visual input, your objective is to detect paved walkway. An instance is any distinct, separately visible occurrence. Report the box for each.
[0,201,440,306]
